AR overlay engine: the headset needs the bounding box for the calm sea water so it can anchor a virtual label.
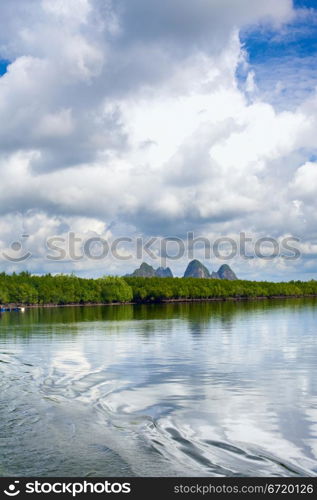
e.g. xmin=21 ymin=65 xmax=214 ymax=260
xmin=1 ymin=299 xmax=317 ymax=477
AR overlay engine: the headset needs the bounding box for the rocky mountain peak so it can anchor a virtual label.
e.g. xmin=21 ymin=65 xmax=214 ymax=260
xmin=183 ymin=260 xmax=210 ymax=278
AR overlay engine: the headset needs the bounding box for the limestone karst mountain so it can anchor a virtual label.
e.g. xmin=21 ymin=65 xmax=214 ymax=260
xmin=155 ymin=266 xmax=173 ymax=278
xmin=183 ymin=260 xmax=238 ymax=280
xmin=217 ymin=264 xmax=238 ymax=281
xmin=127 ymin=262 xmax=174 ymax=278
xmin=127 ymin=260 xmax=238 ymax=280
xmin=183 ymin=259 xmax=210 ymax=278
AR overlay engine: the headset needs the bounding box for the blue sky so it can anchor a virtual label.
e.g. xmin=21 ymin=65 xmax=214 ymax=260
xmin=2 ymin=1 xmax=316 ymax=106
xmin=0 ymin=60 xmax=9 ymax=76
xmin=0 ymin=0 xmax=317 ymax=280
xmin=240 ymin=0 xmax=317 ymax=107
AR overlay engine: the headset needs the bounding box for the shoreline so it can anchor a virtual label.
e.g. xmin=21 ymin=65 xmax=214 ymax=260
xmin=3 ymin=294 xmax=317 ymax=310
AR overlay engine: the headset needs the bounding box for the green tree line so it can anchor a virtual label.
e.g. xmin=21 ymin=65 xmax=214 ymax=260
xmin=1 ymin=272 xmax=317 ymax=306
xmin=0 ymin=273 xmax=133 ymax=305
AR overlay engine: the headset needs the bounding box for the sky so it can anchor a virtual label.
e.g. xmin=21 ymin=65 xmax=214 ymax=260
xmin=0 ymin=0 xmax=317 ymax=280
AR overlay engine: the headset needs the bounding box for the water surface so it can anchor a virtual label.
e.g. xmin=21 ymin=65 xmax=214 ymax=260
xmin=1 ymin=299 xmax=317 ymax=477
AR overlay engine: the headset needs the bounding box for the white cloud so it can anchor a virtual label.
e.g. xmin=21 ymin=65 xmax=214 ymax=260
xmin=35 ymin=109 xmax=74 ymax=138
xmin=290 ymin=162 xmax=317 ymax=200
xmin=0 ymin=0 xmax=317 ymax=279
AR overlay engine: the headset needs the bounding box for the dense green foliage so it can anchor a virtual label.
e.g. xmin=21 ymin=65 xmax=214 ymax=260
xmin=0 ymin=273 xmax=133 ymax=305
xmin=124 ymin=277 xmax=317 ymax=301
xmin=1 ymin=272 xmax=317 ymax=306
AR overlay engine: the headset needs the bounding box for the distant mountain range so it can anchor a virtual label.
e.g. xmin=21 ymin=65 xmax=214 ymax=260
xmin=127 ymin=262 xmax=173 ymax=278
xmin=183 ymin=260 xmax=237 ymax=280
xmin=126 ymin=260 xmax=238 ymax=280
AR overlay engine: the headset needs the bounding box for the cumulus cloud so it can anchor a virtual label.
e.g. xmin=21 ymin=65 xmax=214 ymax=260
xmin=290 ymin=162 xmax=317 ymax=199
xmin=0 ymin=0 xmax=317 ymax=279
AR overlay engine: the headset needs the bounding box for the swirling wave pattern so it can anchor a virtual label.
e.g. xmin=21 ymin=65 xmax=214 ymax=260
xmin=0 ymin=300 xmax=317 ymax=476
